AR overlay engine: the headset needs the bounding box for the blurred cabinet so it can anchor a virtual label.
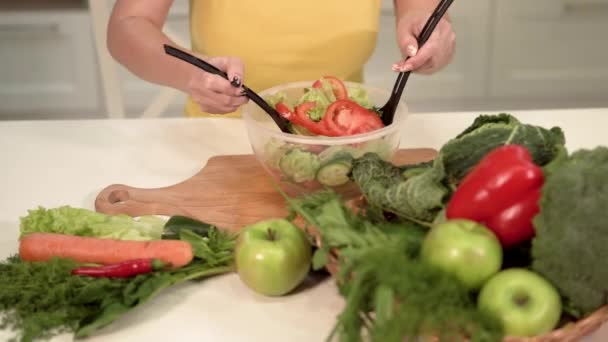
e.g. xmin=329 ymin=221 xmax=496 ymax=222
xmin=490 ymin=0 xmax=608 ymax=99
xmin=0 ymin=10 xmax=99 ymax=114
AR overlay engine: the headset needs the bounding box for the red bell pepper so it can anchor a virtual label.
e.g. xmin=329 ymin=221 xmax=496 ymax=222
xmin=445 ymin=144 xmax=544 ymax=247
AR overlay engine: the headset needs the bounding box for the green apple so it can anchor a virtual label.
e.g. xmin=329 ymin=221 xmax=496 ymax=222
xmin=235 ymin=218 xmax=312 ymax=296
xmin=420 ymin=219 xmax=502 ymax=290
xmin=478 ymin=268 xmax=562 ymax=337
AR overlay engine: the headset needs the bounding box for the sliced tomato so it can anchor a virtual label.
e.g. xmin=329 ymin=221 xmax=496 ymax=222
xmin=294 ymin=101 xmax=316 ymax=120
xmin=275 ymin=102 xmax=314 ymax=135
xmin=292 ymin=102 xmax=334 ymax=136
xmin=321 ymin=99 xmax=384 ymax=137
xmin=275 ymin=102 xmax=295 ymax=120
xmin=312 ymin=76 xmax=348 ymax=100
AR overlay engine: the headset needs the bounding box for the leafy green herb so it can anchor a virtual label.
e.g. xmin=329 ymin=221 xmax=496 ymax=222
xmin=352 ymin=113 xmax=566 ymax=225
xmin=0 ymin=256 xmax=102 ymax=342
xmin=0 ymin=227 xmax=236 ymax=342
xmin=531 ymin=146 xmax=608 ymax=318
xmin=369 ymin=106 xmax=383 ymax=117
xmin=178 ymin=228 xmax=235 ymax=268
xmin=280 ymin=189 xmax=425 ymax=271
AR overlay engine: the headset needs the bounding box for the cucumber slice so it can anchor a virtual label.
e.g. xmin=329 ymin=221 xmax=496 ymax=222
xmin=351 ymin=140 xmax=392 ymax=159
xmin=263 ymin=138 xmax=290 ymax=170
xmin=316 ymin=154 xmax=354 ymax=187
xmin=279 ymin=148 xmax=321 ymax=183
xmin=318 ymin=145 xmax=355 ymax=163
xmin=162 ymin=215 xmax=213 ymax=239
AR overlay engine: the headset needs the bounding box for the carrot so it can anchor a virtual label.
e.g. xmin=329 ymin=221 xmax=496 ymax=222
xmin=19 ymin=233 xmax=194 ymax=269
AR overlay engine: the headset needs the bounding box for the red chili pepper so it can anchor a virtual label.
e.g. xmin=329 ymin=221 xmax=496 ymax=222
xmin=71 ymin=259 xmax=166 ymax=278
xmin=445 ymin=144 xmax=544 ymax=247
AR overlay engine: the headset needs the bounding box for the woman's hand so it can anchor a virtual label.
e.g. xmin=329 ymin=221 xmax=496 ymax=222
xmin=393 ymin=10 xmax=456 ymax=75
xmin=187 ymin=55 xmax=249 ymax=114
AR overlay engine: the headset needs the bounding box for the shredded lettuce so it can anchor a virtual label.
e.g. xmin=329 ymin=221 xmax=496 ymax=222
xmin=19 ymin=206 xmax=166 ymax=241
xmin=306 ymin=105 xmax=326 ymax=122
xmin=348 ymin=86 xmax=373 ymax=109
xmin=318 ymin=78 xmax=338 ymax=102
xmin=295 ymin=87 xmax=334 ymax=122
xmin=264 ymin=91 xmax=290 ymax=109
xmin=293 ymin=79 xmax=340 ymax=121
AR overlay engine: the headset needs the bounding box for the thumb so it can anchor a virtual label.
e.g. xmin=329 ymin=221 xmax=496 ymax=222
xmin=393 ymin=33 xmax=419 ymax=72
xmin=399 ymin=32 xmax=419 ymax=59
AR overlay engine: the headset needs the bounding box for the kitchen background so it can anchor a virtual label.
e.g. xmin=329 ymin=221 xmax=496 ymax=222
xmin=1 ymin=0 xmax=607 ymax=120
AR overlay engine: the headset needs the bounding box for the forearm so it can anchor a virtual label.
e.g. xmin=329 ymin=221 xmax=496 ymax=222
xmin=107 ymin=9 xmax=197 ymax=93
xmin=393 ymin=0 xmax=451 ymax=22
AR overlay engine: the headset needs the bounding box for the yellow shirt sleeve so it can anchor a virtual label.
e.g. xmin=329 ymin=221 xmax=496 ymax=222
xmin=185 ymin=0 xmax=381 ymax=118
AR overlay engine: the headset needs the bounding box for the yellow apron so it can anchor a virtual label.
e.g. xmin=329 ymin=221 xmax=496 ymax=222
xmin=185 ymin=0 xmax=381 ymax=117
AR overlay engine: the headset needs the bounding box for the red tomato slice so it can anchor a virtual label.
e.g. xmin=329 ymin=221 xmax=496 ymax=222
xmin=321 ymin=99 xmax=384 ymax=137
xmin=293 ymin=102 xmax=334 ymax=136
xmin=312 ymin=76 xmax=348 ymax=100
xmin=276 ymin=102 xmax=320 ymax=135
xmin=294 ymin=101 xmax=316 ymax=121
xmin=275 ymin=102 xmax=295 ymax=120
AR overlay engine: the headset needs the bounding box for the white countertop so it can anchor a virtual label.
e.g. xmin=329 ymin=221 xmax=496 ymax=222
xmin=1 ymin=108 xmax=607 ymax=342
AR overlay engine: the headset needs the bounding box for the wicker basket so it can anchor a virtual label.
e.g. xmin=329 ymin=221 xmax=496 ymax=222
xmin=306 ymin=197 xmax=608 ymax=342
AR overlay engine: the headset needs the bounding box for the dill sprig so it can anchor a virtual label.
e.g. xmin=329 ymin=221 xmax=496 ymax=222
xmin=330 ymin=243 xmax=503 ymax=342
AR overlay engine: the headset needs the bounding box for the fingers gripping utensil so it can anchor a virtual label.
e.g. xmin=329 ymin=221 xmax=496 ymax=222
xmin=163 ymin=45 xmax=291 ymax=133
xmin=380 ymin=0 xmax=455 ymax=126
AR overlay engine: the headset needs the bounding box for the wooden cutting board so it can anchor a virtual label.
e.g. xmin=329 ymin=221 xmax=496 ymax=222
xmin=95 ymin=148 xmax=437 ymax=232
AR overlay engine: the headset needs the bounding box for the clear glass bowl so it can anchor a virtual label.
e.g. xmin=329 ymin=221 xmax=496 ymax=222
xmin=242 ymin=80 xmax=409 ymax=197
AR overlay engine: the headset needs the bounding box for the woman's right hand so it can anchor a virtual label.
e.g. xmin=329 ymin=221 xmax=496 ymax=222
xmin=187 ymin=55 xmax=249 ymax=114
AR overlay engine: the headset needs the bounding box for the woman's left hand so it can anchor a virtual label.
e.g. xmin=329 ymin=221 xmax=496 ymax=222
xmin=393 ymin=10 xmax=456 ymax=74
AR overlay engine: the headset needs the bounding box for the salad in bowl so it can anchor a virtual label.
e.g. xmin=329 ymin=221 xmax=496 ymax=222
xmin=241 ymin=76 xmax=408 ymax=196
xmin=266 ymin=76 xmax=386 ymax=137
